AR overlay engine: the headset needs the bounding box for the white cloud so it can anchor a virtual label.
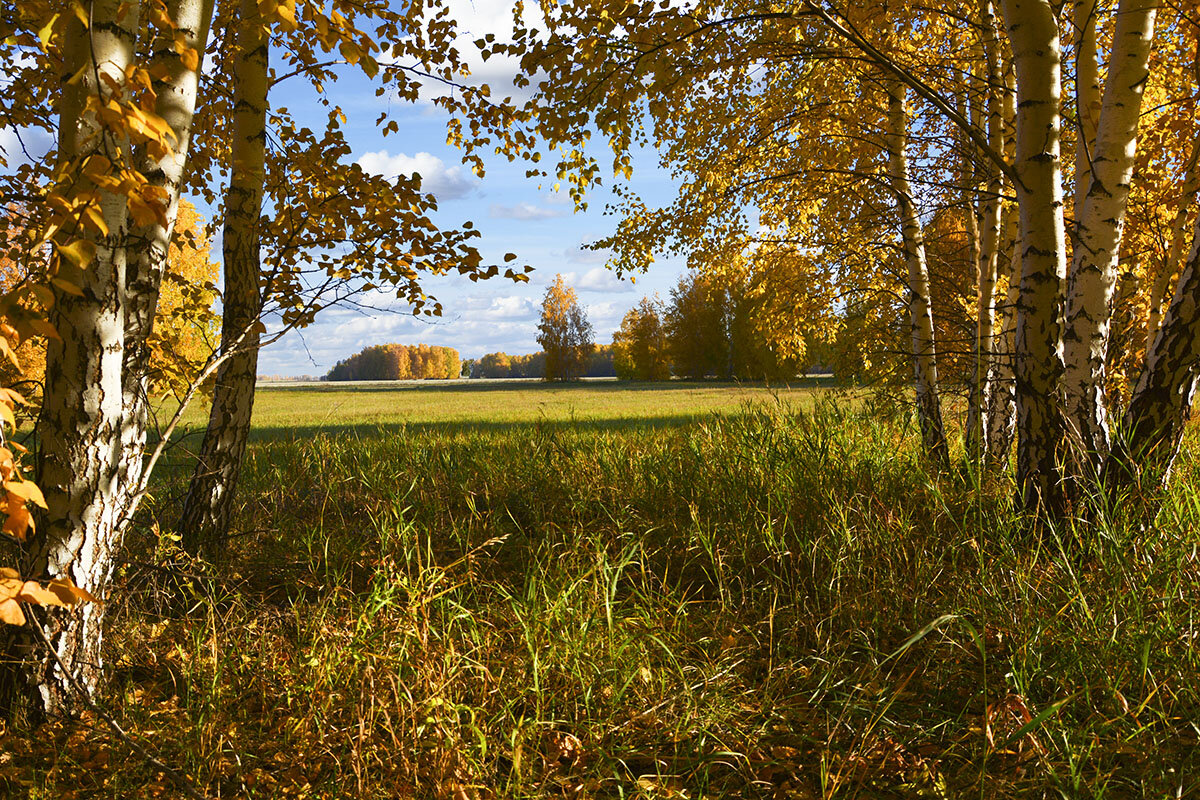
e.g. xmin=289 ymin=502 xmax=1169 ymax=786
xmin=461 ymin=294 xmax=538 ymax=321
xmin=565 ymin=242 xmax=610 ymax=265
xmin=583 ymin=300 xmax=627 ymax=333
xmin=489 ymin=201 xmax=564 ymax=220
xmin=395 ymin=0 xmax=545 ymax=104
xmin=575 ymin=267 xmax=633 ymax=293
xmin=357 ymin=149 xmax=476 ymax=200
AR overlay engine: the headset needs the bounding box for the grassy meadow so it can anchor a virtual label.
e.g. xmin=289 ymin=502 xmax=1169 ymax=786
xmin=176 ymin=378 xmax=837 ymax=437
xmin=6 ymin=381 xmax=1200 ymax=798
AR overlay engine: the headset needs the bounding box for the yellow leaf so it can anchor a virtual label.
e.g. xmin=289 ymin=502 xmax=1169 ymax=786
xmin=56 ymin=239 xmax=96 ymax=269
xmin=0 ymin=599 xmax=25 ymax=626
xmin=177 ymin=45 xmax=199 ymax=72
xmin=0 ymin=568 xmax=21 ymax=602
xmin=0 ymin=338 xmax=17 ymax=370
xmin=48 ymin=578 xmax=99 ymax=606
xmin=275 ymin=1 xmax=297 ymax=30
xmin=28 ymin=318 xmax=60 ymax=341
xmin=37 ymin=14 xmax=60 ymax=49
xmin=18 ymin=581 xmax=69 ymax=607
xmin=81 ymin=204 xmax=110 ymax=236
xmin=6 ymin=480 xmax=47 ymax=509
xmin=51 ymin=277 xmax=85 ymax=297
xmin=0 ymin=389 xmax=27 ymax=407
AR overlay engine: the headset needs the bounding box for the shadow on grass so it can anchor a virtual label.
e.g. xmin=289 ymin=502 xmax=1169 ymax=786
xmin=195 ymin=413 xmax=728 ymax=444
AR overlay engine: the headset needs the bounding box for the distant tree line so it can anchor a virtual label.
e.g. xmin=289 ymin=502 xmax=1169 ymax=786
xmin=466 ymin=272 xmax=613 ymax=381
xmin=470 ymin=346 xmax=615 ymax=379
xmin=326 ymin=344 xmax=462 ymax=381
xmin=613 ymin=272 xmax=802 ymax=381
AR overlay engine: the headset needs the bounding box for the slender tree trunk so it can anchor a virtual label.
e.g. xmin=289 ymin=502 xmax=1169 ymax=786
xmin=885 ymin=85 xmax=949 ymax=466
xmin=179 ymin=0 xmax=268 ymax=557
xmin=4 ymin=0 xmax=140 ymax=718
xmin=1001 ymin=0 xmax=1069 ymax=515
xmin=968 ymin=0 xmax=1007 ymax=458
xmin=1107 ymin=211 xmax=1200 ymax=492
xmin=120 ymin=0 xmax=215 ymax=527
xmin=1060 ymin=0 xmax=1156 ymax=476
xmin=986 ymin=205 xmax=1021 ymax=466
xmin=985 ymin=46 xmax=1020 ymax=466
xmin=1073 ymin=0 xmax=1100 ymax=228
xmin=961 ymin=91 xmax=984 ymax=454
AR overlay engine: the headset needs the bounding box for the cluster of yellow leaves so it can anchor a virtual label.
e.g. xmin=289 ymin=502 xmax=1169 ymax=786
xmin=147 ymin=199 xmax=219 ymax=396
xmin=0 ymin=568 xmax=96 ymax=626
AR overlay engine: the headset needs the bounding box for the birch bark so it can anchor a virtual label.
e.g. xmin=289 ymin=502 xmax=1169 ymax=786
xmin=1000 ymin=0 xmax=1069 ymax=514
xmin=18 ymin=0 xmax=139 ymax=715
xmin=985 ymin=49 xmax=1020 ymax=465
xmin=179 ymin=0 xmax=268 ymax=556
xmin=986 ymin=206 xmax=1021 ymax=466
xmin=1073 ymin=0 xmax=1100 ymax=227
xmin=119 ymin=0 xmax=215 ymax=528
xmin=1061 ymin=0 xmax=1156 ymax=474
xmin=885 ymin=85 xmax=949 ymax=466
xmin=967 ymin=0 xmax=1007 ymax=458
xmin=1109 ymin=214 xmax=1200 ymax=491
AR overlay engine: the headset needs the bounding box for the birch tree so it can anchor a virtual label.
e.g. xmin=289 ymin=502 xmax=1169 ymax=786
xmin=885 ymin=85 xmax=950 ymax=465
xmin=966 ymin=0 xmax=1008 ymax=458
xmin=178 ymin=0 xmax=268 ymax=557
xmin=21 ymin=0 xmax=212 ymax=714
xmin=1060 ymin=0 xmax=1157 ymax=473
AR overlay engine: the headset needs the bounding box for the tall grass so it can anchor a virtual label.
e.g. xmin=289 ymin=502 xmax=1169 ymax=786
xmin=7 ymin=397 xmax=1198 ymax=798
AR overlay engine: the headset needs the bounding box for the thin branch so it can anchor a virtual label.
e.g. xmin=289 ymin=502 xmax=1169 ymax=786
xmin=801 ymin=0 xmax=1023 ymax=190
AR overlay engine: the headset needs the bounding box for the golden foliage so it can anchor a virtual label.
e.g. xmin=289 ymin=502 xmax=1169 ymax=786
xmin=146 ymin=198 xmax=220 ymax=397
xmin=327 ymin=343 xmax=462 ymax=381
xmin=537 ymin=275 xmax=595 ymax=381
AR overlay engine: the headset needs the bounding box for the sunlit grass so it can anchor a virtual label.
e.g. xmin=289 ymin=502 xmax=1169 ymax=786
xmin=7 ymin=384 xmax=1198 ymax=798
xmin=191 ymin=378 xmax=839 ymax=438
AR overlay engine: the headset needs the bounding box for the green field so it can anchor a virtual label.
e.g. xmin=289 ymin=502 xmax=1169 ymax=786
xmin=11 ymin=382 xmax=1199 ymax=798
xmin=180 ymin=379 xmax=838 ymax=439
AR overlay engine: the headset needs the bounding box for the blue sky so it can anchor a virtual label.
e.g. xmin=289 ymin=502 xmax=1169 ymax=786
xmin=256 ymin=0 xmax=691 ymax=376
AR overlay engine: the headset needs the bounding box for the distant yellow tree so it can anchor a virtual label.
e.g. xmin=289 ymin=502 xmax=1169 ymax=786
xmin=537 ymin=274 xmax=595 ymax=381
xmin=612 ymin=296 xmax=670 ymax=380
xmin=665 ymin=273 xmax=730 ymax=380
xmin=477 ymin=352 xmax=514 ymax=378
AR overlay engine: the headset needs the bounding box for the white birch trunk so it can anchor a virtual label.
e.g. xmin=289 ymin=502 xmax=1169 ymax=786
xmin=1061 ymin=0 xmax=1156 ymax=474
xmin=985 ymin=47 xmax=1020 ymax=465
xmin=1000 ymin=0 xmax=1069 ymax=514
xmin=119 ymin=0 xmax=215 ymax=528
xmin=986 ymin=204 xmax=1021 ymax=466
xmin=179 ymin=0 xmax=268 ymax=555
xmin=1073 ymin=0 xmax=1100 ymax=227
xmin=1109 ymin=211 xmax=1200 ymax=492
xmin=968 ymin=0 xmax=1007 ymax=458
xmin=885 ymin=85 xmax=949 ymax=466
xmin=19 ymin=0 xmax=139 ymax=716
